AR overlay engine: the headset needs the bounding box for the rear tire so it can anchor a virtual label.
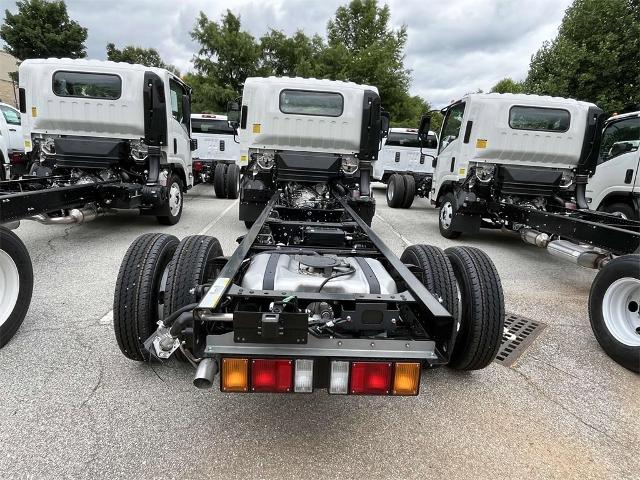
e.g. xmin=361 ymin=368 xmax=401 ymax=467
xmin=445 ymin=246 xmax=504 ymax=370
xmin=400 ymin=244 xmax=459 ymax=322
xmin=113 ymin=233 xmax=179 ymax=361
xmin=0 ymin=228 xmax=33 ymax=348
xmin=156 ymin=174 xmax=183 ymax=225
xmin=600 ymin=202 xmax=637 ymax=221
xmin=401 ymin=175 xmax=416 ymax=209
xmin=225 ymin=164 xmax=240 ymax=199
xmin=439 ymin=192 xmax=462 ymax=239
xmin=588 ymin=255 xmax=640 ymax=373
xmin=386 ymin=174 xmax=405 ymax=208
xmin=214 ymin=163 xmax=228 ymax=198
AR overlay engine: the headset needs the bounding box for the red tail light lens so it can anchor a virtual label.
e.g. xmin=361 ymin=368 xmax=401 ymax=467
xmin=10 ymin=152 xmax=24 ymax=164
xmin=350 ymin=362 xmax=392 ymax=395
xmin=193 ymin=161 xmax=203 ymax=172
xmin=251 ymin=359 xmax=293 ymax=392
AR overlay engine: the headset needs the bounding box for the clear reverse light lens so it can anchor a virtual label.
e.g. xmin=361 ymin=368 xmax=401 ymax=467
xmin=329 ymin=361 xmax=349 ymax=394
xmin=294 ymin=359 xmax=314 ymax=393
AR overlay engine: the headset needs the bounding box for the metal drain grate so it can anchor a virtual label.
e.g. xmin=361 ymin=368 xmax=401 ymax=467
xmin=495 ymin=313 xmax=547 ymax=366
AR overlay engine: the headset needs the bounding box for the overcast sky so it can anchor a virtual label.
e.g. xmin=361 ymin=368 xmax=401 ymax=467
xmin=1 ymin=0 xmax=573 ymax=107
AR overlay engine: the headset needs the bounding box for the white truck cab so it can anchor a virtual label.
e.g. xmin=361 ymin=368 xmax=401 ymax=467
xmin=586 ymin=111 xmax=640 ymax=219
xmin=190 ymin=113 xmax=241 ymax=198
xmin=229 ymin=76 xmax=387 ymax=227
xmin=19 ymin=58 xmax=196 ymax=224
xmin=422 ymin=93 xmax=602 ymax=237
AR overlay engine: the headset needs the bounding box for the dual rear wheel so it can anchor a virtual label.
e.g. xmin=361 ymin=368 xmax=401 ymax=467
xmin=402 ymin=243 xmax=505 ymax=370
xmin=386 ymin=174 xmax=415 ymax=209
xmin=213 ymin=163 xmax=240 ymax=199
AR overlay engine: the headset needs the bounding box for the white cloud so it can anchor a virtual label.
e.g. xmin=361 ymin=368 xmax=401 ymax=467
xmin=0 ymin=0 xmax=571 ymax=107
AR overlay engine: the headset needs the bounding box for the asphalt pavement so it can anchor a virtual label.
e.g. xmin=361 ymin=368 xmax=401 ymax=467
xmin=0 ymin=184 xmax=638 ymax=479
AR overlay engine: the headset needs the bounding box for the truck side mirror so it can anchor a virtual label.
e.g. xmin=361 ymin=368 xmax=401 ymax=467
xmin=190 ymin=139 xmax=198 ymax=151
xmin=227 ymin=101 xmax=241 ymax=127
xmin=418 ymin=115 xmax=431 ymax=144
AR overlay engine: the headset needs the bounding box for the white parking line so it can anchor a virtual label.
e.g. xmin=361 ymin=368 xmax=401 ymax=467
xmin=374 ymin=212 xmax=411 ymax=247
xmin=197 ymin=200 xmax=238 ymax=235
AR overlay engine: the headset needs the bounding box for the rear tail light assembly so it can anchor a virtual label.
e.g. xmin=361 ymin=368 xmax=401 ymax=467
xmin=220 ymin=357 xmax=421 ymax=395
xmin=10 ymin=152 xmax=24 ymax=164
xmin=193 ymin=160 xmax=204 ymax=172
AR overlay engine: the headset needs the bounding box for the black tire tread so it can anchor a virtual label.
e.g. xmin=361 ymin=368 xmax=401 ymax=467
xmin=400 ymin=244 xmax=459 ymax=321
xmin=445 ymin=246 xmax=504 ymax=370
xmin=402 ymin=175 xmax=416 ymax=209
xmin=386 ymin=174 xmax=406 ymax=208
xmin=225 ymin=164 xmax=240 ymax=199
xmin=214 ymin=163 xmax=227 ymax=198
xmin=113 ymin=233 xmax=178 ymax=361
xmin=439 ymin=192 xmax=462 ymax=239
xmin=0 ymin=228 xmax=33 ymax=348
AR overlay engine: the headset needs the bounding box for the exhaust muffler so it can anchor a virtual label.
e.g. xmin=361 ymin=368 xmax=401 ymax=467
xmin=547 ymin=240 xmax=609 ymax=269
xmin=520 ymin=228 xmax=549 ymax=247
xmin=193 ymin=358 xmax=218 ymax=389
xmin=29 ymin=205 xmax=103 ymax=225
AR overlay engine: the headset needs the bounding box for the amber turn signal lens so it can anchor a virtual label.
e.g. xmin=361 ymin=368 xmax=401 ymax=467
xmin=393 ymin=362 xmax=421 ymax=395
xmin=221 ymin=358 xmax=249 ymax=392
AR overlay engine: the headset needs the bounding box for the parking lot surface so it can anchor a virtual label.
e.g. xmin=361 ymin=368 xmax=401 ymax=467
xmin=1 ymin=184 xmax=638 ymax=479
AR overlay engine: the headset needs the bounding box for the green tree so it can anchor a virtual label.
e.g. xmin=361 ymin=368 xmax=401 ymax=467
xmin=1 ymin=0 xmax=87 ymax=60
xmin=190 ymin=10 xmax=263 ymax=111
xmin=526 ymin=0 xmax=640 ymax=113
xmin=260 ymin=30 xmax=325 ymax=77
xmin=490 ymin=77 xmax=525 ymax=94
xmin=325 ymin=0 xmax=412 ymax=123
xmin=106 ymin=43 xmax=179 ymax=75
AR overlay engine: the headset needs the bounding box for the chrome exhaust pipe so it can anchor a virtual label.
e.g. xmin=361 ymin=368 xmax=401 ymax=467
xmin=29 ymin=205 xmax=102 ymax=225
xmin=547 ymin=240 xmax=609 ymax=269
xmin=193 ymin=358 xmax=218 ymax=389
xmin=520 ymin=228 xmax=549 ymax=248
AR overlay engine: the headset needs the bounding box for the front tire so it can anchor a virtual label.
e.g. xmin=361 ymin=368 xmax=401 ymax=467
xmin=386 ymin=174 xmax=405 ymax=208
xmin=214 ymin=163 xmax=228 ymax=198
xmin=0 ymin=228 xmax=33 ymax=348
xmin=156 ymin=174 xmax=183 ymax=225
xmin=600 ymin=202 xmax=637 ymax=221
xmin=589 ymin=255 xmax=640 ymax=373
xmin=445 ymin=246 xmax=504 ymax=370
xmin=113 ymin=233 xmax=179 ymax=361
xmin=439 ymin=192 xmax=462 ymax=239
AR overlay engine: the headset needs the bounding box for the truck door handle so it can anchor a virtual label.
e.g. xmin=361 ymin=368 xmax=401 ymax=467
xmin=450 ymin=157 xmax=456 ymax=172
xmin=9 ymin=128 xmax=16 ymax=131
xmin=173 ymin=138 xmax=177 ymax=154
xmin=625 ymin=169 xmax=633 ymax=184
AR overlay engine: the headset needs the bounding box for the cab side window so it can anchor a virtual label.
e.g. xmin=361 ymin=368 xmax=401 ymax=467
xmin=169 ymin=80 xmax=188 ymax=130
xmin=439 ymin=102 xmax=466 ymax=153
xmin=0 ymin=105 xmax=21 ymax=125
xmin=599 ymin=117 xmax=640 ymax=164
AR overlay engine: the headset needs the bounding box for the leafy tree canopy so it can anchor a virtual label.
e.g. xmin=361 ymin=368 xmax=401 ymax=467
xmin=1 ymin=0 xmax=87 ymax=60
xmin=106 ymin=43 xmax=179 ymax=75
xmin=490 ymin=77 xmax=525 ymax=94
xmin=525 ymin=0 xmax=640 ymax=113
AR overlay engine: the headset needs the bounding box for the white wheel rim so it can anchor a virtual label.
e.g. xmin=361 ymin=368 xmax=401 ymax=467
xmin=169 ymin=182 xmax=182 ymax=217
xmin=387 ymin=181 xmax=394 ymax=200
xmin=602 ymin=277 xmax=640 ymax=346
xmin=0 ymin=250 xmax=20 ymax=326
xmin=441 ymin=202 xmax=453 ymax=229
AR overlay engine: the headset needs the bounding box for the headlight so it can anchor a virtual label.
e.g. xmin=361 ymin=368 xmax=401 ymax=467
xmin=475 ymin=163 xmax=495 ymax=182
xmin=253 ymin=152 xmax=275 ymax=170
xmin=341 ymin=156 xmax=359 ymax=174
xmin=130 ymin=140 xmax=148 ymax=161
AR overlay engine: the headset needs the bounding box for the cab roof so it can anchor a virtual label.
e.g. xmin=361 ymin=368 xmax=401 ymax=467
xmin=244 ymin=76 xmax=378 ymax=93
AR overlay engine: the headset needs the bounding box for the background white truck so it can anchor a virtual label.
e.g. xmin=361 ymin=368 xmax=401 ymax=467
xmin=229 ymin=76 xmax=385 ymax=228
xmin=373 ymin=127 xmax=438 ymax=209
xmin=419 ymin=92 xmax=640 ymax=373
xmin=586 ymin=111 xmax=639 ymax=219
xmin=190 ymin=113 xmax=241 ymax=199
xmin=18 ymin=58 xmax=196 ymax=224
